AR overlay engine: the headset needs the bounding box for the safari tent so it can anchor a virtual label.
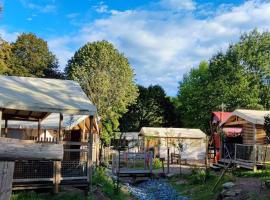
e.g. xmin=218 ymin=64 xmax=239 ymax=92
xmin=0 ymin=75 xmax=97 ymax=191
xmin=139 ymin=127 xmax=207 ymax=164
xmin=220 ymin=109 xmax=270 ymax=170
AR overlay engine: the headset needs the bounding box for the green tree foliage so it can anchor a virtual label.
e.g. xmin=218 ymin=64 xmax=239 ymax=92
xmin=65 ymin=41 xmax=138 ymax=145
xmin=119 ymin=85 xmax=180 ymax=132
xmin=2 ymin=33 xmax=63 ymax=78
xmin=0 ymin=38 xmax=12 ymax=74
xmin=178 ymin=30 xmax=270 ymax=132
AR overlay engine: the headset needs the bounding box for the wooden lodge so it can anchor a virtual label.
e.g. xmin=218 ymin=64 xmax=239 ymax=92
xmin=220 ymin=109 xmax=270 ymax=171
xmin=0 ymin=75 xmax=97 ymax=192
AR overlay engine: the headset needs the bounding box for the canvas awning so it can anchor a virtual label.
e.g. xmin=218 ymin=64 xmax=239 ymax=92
xmin=139 ymin=127 xmax=206 ymax=139
xmin=0 ymin=76 xmax=97 ymax=121
xmin=222 ymin=127 xmax=242 ymax=137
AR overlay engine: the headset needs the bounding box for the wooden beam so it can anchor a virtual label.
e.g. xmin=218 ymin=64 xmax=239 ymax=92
xmin=2 ymin=114 xmax=39 ymax=121
xmin=58 ymin=113 xmax=63 ymax=141
xmin=0 ymin=137 xmax=63 ymax=161
xmin=40 ymin=112 xmax=50 ymax=121
xmin=88 ymin=116 xmax=94 ymax=195
xmin=38 ymin=118 xmax=41 ymax=140
xmin=223 ymin=120 xmax=247 ymax=126
xmin=4 ymin=119 xmax=8 ymax=137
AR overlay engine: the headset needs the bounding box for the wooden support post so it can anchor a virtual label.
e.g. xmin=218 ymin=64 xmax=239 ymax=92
xmin=149 ymin=152 xmax=153 ymax=174
xmin=167 ymin=147 xmax=170 ymax=174
xmin=44 ymin=130 xmax=47 ymax=141
xmin=253 ymin=124 xmax=257 ymax=172
xmin=58 ymin=113 xmax=63 ymax=141
xmin=0 ymin=109 xmax=2 ymax=137
xmin=38 ymin=118 xmax=41 ymax=141
xmin=54 ymin=113 xmax=63 ymax=193
xmin=88 ymin=116 xmax=94 ymax=196
xmin=4 ymin=120 xmax=8 ymax=137
xmin=253 ymin=144 xmax=257 ymax=172
xmin=205 ymin=136 xmax=209 ymax=169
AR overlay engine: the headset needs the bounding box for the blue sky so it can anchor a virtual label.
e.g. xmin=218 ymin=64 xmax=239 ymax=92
xmin=1 ymin=0 xmax=270 ymax=96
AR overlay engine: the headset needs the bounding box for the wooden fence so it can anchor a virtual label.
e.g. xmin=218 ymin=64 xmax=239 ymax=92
xmin=13 ymin=141 xmax=88 ymax=186
xmin=112 ymin=152 xmax=153 ymax=175
xmin=223 ymin=144 xmax=270 ymax=164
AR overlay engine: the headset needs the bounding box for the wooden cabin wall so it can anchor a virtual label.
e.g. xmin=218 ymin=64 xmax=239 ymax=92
xmin=242 ymin=123 xmax=266 ymax=144
xmin=242 ymin=122 xmax=255 ymax=144
xmin=255 ymin=125 xmax=266 ymax=144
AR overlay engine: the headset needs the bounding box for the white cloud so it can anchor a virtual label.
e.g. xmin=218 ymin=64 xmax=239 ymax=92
xmin=0 ymin=28 xmax=19 ymax=42
xmin=3 ymin=0 xmax=270 ymax=95
xmin=66 ymin=0 xmax=270 ymax=95
xmin=160 ymin=0 xmax=196 ymax=11
xmin=19 ymin=0 xmax=57 ymax=13
xmin=93 ymin=1 xmax=109 ymax=14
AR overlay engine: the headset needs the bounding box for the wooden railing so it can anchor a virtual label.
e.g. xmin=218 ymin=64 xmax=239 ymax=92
xmin=112 ymin=152 xmax=153 ymax=174
xmin=223 ymin=144 xmax=270 ymax=164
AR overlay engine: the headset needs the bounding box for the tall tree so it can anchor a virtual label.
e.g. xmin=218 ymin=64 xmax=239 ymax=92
xmin=10 ymin=33 xmax=63 ymax=78
xmin=65 ymin=41 xmax=138 ymax=145
xmin=177 ymin=30 xmax=270 ymax=132
xmin=119 ymin=85 xmax=180 ymax=132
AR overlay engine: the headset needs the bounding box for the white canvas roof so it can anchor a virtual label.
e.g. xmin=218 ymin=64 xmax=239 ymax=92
xmin=116 ymin=132 xmax=139 ymax=140
xmin=220 ymin=109 xmax=270 ymax=126
xmin=139 ymin=127 xmax=206 ymax=139
xmin=0 ymin=76 xmax=96 ymax=115
xmin=2 ymin=113 xmax=88 ymax=130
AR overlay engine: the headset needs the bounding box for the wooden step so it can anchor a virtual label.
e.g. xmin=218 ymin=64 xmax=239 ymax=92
xmin=214 ymin=163 xmax=226 ymax=168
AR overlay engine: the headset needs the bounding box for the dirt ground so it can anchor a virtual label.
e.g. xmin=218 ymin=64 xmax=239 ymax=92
xmin=233 ymin=177 xmax=270 ymax=200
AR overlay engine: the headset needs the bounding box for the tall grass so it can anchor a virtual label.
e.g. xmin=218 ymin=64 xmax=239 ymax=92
xmin=12 ymin=191 xmax=88 ymax=200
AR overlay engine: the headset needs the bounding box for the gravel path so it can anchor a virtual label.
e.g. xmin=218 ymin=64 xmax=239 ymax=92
xmin=126 ymin=179 xmax=188 ymax=200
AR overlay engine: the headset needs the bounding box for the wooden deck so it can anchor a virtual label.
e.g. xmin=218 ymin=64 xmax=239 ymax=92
xmin=117 ymin=169 xmax=152 ymax=177
xmin=219 ymin=158 xmax=254 ymax=169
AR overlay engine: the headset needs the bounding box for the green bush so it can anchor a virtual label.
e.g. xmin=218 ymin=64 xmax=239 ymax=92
xmin=92 ymin=167 xmax=130 ymax=200
xmin=153 ymin=158 xmax=162 ymax=169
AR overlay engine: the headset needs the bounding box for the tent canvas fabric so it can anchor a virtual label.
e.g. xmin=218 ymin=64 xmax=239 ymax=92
xmin=2 ymin=113 xmax=88 ymax=130
xmin=220 ymin=109 xmax=270 ymax=126
xmin=0 ymin=76 xmax=96 ymax=115
xmin=139 ymin=127 xmax=206 ymax=139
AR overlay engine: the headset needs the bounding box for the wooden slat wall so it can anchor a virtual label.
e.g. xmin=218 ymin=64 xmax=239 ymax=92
xmin=255 ymin=125 xmax=266 ymax=144
xmin=242 ymin=122 xmax=255 ymax=144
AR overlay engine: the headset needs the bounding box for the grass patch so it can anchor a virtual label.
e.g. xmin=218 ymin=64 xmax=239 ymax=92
xmin=12 ymin=167 xmax=132 ymax=200
xmin=170 ymin=170 xmax=235 ymax=200
xmin=233 ymin=168 xmax=270 ymax=180
xmin=92 ymin=167 xmax=131 ymax=200
xmin=12 ymin=191 xmax=89 ymax=200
